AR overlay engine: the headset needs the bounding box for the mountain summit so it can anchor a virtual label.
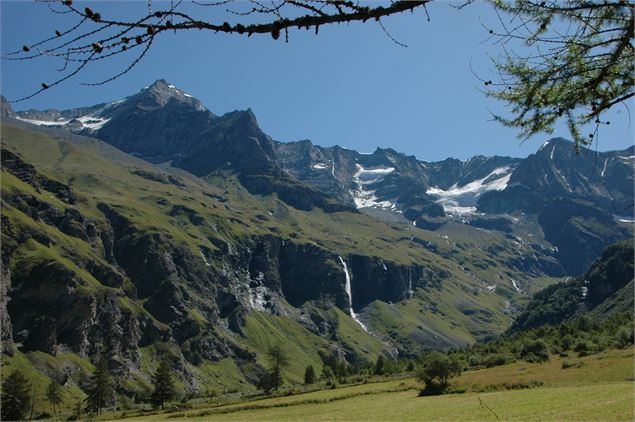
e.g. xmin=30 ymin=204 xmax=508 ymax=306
xmin=126 ymin=79 xmax=207 ymax=112
xmin=1 ymin=79 xmax=633 ymax=405
xmin=10 ymin=80 xmax=634 ymax=272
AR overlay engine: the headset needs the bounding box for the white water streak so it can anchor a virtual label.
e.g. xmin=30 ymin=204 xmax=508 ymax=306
xmin=601 ymin=158 xmax=608 ymax=177
xmin=510 ymin=278 xmax=520 ymax=293
xmin=338 ymin=256 xmax=368 ymax=332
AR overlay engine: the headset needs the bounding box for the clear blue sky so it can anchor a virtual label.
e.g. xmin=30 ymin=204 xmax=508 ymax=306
xmin=1 ymin=1 xmax=633 ymax=161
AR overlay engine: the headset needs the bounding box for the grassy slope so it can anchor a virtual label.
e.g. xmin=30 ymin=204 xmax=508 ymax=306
xmin=455 ymin=348 xmax=634 ymax=389
xmin=1 ymin=350 xmax=92 ymax=415
xmin=178 ymin=384 xmax=633 ymax=421
xmin=240 ymin=312 xmax=332 ymax=384
xmin=1 ymin=122 xmax=562 ymax=401
xmin=122 ymin=348 xmax=634 ymax=421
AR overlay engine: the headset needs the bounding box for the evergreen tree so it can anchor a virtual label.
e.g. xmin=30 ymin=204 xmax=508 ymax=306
xmin=73 ymin=398 xmax=84 ymax=420
xmin=265 ymin=344 xmax=290 ymax=391
xmin=485 ymin=1 xmax=633 ymax=145
xmin=85 ymin=355 xmax=115 ymax=415
xmin=150 ymin=358 xmax=176 ymax=410
xmin=321 ymin=366 xmax=334 ymax=382
xmin=1 ymin=370 xmax=31 ymax=421
xmin=46 ymin=380 xmax=63 ymax=417
xmin=374 ymin=355 xmax=386 ymax=375
xmin=303 ymin=365 xmax=316 ymax=385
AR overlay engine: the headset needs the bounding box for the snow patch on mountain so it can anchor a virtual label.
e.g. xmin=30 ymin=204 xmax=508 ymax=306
xmin=77 ymin=115 xmax=111 ymax=130
xmin=426 ymin=167 xmax=512 ymax=216
xmin=351 ymin=164 xmax=398 ymax=209
xmin=354 ymin=165 xmax=395 ymax=184
xmin=17 ymin=114 xmax=110 ymax=131
xmin=16 ymin=117 xmax=70 ymax=126
xmin=351 ymin=190 xmax=398 ymax=210
xmin=615 ymin=215 xmax=635 ymax=223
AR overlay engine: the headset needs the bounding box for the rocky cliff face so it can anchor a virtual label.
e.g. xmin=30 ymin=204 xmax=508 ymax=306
xmin=538 ymin=198 xmax=629 ymax=274
xmin=0 ymin=256 xmax=14 ymax=356
xmin=4 ymin=80 xmax=633 ymax=394
xmin=13 ymin=81 xmax=633 ymax=227
xmin=0 ymin=140 xmax=446 ymax=390
xmin=479 ymin=138 xmax=634 ymax=216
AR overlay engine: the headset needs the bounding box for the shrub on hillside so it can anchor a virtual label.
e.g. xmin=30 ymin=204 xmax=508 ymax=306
xmin=560 ymin=335 xmax=574 ymax=351
xmin=614 ymin=327 xmax=634 ymax=349
xmin=416 ymin=352 xmax=462 ymax=396
xmin=482 ymin=353 xmax=513 ymax=368
xmin=519 ymin=340 xmax=549 ymax=363
xmin=573 ymin=340 xmax=590 ymax=357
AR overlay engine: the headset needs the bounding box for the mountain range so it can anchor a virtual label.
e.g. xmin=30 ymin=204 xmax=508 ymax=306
xmin=7 ymin=79 xmax=633 ymax=274
xmin=0 ymin=79 xmax=632 ymax=397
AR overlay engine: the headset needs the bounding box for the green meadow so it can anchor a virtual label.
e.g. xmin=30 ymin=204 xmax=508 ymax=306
xmin=105 ymin=348 xmax=633 ymax=422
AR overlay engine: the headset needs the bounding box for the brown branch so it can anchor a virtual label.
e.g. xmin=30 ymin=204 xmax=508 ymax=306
xmin=588 ymin=92 xmax=635 ymax=118
xmin=83 ymin=1 xmax=429 ymax=37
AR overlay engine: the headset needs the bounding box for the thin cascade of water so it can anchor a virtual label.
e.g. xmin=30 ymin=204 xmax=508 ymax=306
xmin=338 ymin=256 xmax=368 ymax=332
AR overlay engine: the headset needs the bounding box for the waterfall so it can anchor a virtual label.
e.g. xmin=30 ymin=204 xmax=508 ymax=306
xmin=408 ymin=267 xmax=413 ymax=299
xmin=338 ymin=256 xmax=368 ymax=332
xmin=510 ymin=277 xmax=521 ymax=293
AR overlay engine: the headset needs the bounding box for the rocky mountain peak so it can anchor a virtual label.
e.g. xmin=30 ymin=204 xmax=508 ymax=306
xmin=222 ymin=108 xmax=259 ymax=127
xmin=536 ymin=137 xmax=577 ymax=159
xmin=129 ymin=79 xmax=206 ymax=112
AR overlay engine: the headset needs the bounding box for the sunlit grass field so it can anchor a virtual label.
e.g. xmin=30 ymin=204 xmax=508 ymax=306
xmin=113 ymin=348 xmax=633 ymax=421
xmin=142 ymin=383 xmax=632 ymax=421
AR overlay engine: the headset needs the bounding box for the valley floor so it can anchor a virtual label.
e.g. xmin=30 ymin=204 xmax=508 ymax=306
xmin=131 ymin=383 xmax=632 ymax=421
xmin=113 ymin=348 xmax=634 ymax=422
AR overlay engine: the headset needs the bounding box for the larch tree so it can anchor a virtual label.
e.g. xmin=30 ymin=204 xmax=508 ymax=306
xmin=304 ymin=364 xmax=316 ymax=384
xmin=266 ymin=344 xmax=290 ymax=391
xmin=481 ymin=0 xmax=633 ymax=147
xmin=84 ymin=354 xmax=115 ymax=416
xmin=1 ymin=370 xmax=31 ymax=421
xmin=151 ymin=357 xmax=176 ymax=410
xmin=46 ymin=380 xmax=64 ymax=417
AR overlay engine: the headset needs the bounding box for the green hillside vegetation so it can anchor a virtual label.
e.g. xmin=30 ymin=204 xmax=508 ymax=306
xmin=136 ymin=383 xmax=635 ymax=421
xmin=0 ymin=121 xmax=561 ymax=351
xmin=509 ymin=240 xmax=633 ymax=333
xmin=103 ymin=348 xmax=634 ymax=421
xmin=453 ymin=312 xmax=633 ymax=370
xmin=2 ymin=297 xmax=630 ymax=419
xmin=1 ymin=121 xmax=631 ymax=420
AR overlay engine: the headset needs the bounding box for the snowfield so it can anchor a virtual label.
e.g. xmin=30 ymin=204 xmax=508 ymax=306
xmin=351 ymin=164 xmax=398 ymax=210
xmin=426 ymin=167 xmax=512 ymax=216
